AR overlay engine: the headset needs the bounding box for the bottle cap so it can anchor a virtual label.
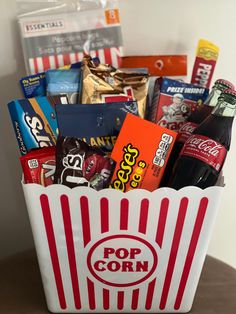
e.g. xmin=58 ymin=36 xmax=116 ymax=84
xmin=215 ymin=79 xmax=234 ymax=90
xmin=222 ymin=89 xmax=236 ymax=98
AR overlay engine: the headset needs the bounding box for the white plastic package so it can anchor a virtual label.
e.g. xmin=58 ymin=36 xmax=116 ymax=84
xmin=17 ymin=0 xmax=123 ymax=74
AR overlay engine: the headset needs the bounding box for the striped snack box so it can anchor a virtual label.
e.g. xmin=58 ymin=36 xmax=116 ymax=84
xmin=22 ymin=183 xmax=223 ymax=312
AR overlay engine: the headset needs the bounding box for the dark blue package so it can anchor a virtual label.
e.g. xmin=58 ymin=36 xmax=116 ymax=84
xmin=46 ymin=69 xmax=82 ymax=104
xmin=20 ymin=72 xmax=47 ymax=98
xmin=55 ymin=101 xmax=139 ymax=152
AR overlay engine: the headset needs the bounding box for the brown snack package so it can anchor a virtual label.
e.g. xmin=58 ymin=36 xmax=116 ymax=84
xmin=82 ymin=56 xmax=149 ymax=118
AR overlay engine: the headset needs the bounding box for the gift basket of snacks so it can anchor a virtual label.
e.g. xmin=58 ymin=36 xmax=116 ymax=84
xmin=8 ymin=1 xmax=236 ymax=312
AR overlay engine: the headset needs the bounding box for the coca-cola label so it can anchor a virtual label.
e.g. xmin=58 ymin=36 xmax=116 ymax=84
xmin=177 ymin=122 xmax=198 ymax=143
xmin=180 ymin=134 xmax=227 ymax=171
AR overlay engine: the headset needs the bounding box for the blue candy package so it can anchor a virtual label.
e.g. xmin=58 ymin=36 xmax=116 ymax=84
xmin=46 ymin=69 xmax=82 ymax=104
xmin=55 ymin=101 xmax=139 ymax=152
xmin=8 ymin=95 xmax=67 ymax=155
xmin=20 ymin=72 xmax=47 ymax=98
xmin=19 ymin=58 xmax=100 ymax=99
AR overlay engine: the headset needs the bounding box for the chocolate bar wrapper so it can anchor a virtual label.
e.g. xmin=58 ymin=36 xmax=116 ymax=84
xmin=54 ymin=136 xmax=115 ymax=190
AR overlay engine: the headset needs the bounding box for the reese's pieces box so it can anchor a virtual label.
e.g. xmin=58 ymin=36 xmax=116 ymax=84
xmin=110 ymin=114 xmax=177 ymax=192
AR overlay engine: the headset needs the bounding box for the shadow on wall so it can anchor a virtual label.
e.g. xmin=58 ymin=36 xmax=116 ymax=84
xmin=0 ymin=15 xmax=34 ymax=259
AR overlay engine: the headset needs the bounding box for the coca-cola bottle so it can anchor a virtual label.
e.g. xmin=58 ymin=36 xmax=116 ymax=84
xmin=160 ymin=79 xmax=234 ymax=186
xmin=169 ymin=89 xmax=236 ymax=189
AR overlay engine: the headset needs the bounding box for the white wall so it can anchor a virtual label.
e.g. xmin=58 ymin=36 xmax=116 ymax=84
xmin=0 ymin=0 xmax=236 ymax=268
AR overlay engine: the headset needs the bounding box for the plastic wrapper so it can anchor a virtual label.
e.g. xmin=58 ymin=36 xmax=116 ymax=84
xmin=82 ymin=57 xmax=149 ymax=118
xmin=55 ymin=101 xmax=139 ymax=152
xmin=54 ymin=136 xmax=115 ymax=190
xmin=17 ymin=0 xmax=123 ymax=74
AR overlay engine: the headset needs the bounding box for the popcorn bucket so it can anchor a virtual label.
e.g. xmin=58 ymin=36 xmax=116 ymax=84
xmin=22 ymin=183 xmax=223 ymax=313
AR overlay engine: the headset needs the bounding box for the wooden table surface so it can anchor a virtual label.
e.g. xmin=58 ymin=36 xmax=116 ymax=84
xmin=0 ymin=250 xmax=236 ymax=313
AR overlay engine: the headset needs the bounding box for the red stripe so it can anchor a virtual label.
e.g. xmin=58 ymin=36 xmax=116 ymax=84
xmin=54 ymin=55 xmax=59 ymax=68
xmin=120 ymin=199 xmax=129 ymax=230
xmin=63 ymin=54 xmax=71 ymax=66
xmin=80 ymin=196 xmax=91 ymax=247
xmin=104 ymin=48 xmax=112 ymax=65
xmin=117 ymin=291 xmax=124 ymax=310
xmin=156 ymin=198 xmax=169 ymax=247
xmin=33 ymin=58 xmax=39 ymax=74
xmin=131 ymin=289 xmax=139 ymax=310
xmin=40 ymin=194 xmax=66 ymax=309
xmin=174 ymin=197 xmax=209 ymax=310
xmin=60 ymin=195 xmax=81 ymax=309
xmin=75 ymin=53 xmax=79 ymax=63
xmin=43 ymin=56 xmax=50 ymax=71
xmin=145 ymin=278 xmax=156 ymax=310
xmin=138 ymin=199 xmax=149 ymax=234
xmin=159 ymin=197 xmax=188 ymax=310
xmin=87 ymin=278 xmax=96 ymax=309
xmin=100 ymin=198 xmax=109 ymax=233
xmin=103 ymin=288 xmax=110 ymax=310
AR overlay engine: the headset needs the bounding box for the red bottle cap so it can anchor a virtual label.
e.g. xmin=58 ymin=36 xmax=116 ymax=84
xmin=215 ymin=79 xmax=234 ymax=90
xmin=222 ymin=89 xmax=236 ymax=97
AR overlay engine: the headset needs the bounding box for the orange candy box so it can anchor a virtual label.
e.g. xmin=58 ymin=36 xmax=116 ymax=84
xmin=110 ymin=114 xmax=177 ymax=192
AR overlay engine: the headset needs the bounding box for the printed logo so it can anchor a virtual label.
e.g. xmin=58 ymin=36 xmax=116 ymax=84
xmin=24 ymin=114 xmax=54 ymax=148
xmin=111 ymin=143 xmax=146 ymax=192
xmin=181 ymin=134 xmax=227 ymax=171
xmin=87 ymin=235 xmax=158 ymax=287
xmin=61 ymin=153 xmax=89 ymax=186
xmin=41 ymin=160 xmax=56 ymax=186
xmin=177 ymin=122 xmax=198 ymax=143
xmin=24 ymin=19 xmax=65 ymax=34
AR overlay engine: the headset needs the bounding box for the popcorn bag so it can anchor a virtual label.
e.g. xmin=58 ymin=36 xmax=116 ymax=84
xmin=22 ymin=183 xmax=223 ymax=313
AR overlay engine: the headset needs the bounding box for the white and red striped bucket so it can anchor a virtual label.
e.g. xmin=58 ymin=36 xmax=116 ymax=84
xmin=22 ymin=183 xmax=223 ymax=313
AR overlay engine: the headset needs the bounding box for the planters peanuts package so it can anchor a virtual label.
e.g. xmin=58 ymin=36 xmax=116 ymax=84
xmin=8 ymin=95 xmax=67 ymax=155
xmin=46 ymin=69 xmax=83 ymax=104
xmin=149 ymin=77 xmax=209 ymax=131
xmin=55 ymin=101 xmax=138 ymax=152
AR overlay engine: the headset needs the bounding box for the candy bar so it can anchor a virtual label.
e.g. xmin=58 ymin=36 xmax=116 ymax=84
xmin=20 ymin=146 xmax=56 ymax=186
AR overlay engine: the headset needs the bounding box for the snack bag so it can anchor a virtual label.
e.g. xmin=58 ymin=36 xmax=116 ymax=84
xmin=17 ymin=0 xmax=123 ymax=74
xmin=54 ymin=136 xmax=115 ymax=190
xmin=82 ymin=57 xmax=149 ymax=118
xmin=149 ymin=77 xmax=209 ymax=132
xmin=20 ymin=146 xmax=56 ymax=186
xmin=110 ymin=114 xmax=177 ymax=192
xmin=46 ymin=69 xmax=82 ymax=104
xmin=19 ymin=58 xmax=99 ymax=98
xmin=55 ymin=101 xmax=138 ymax=152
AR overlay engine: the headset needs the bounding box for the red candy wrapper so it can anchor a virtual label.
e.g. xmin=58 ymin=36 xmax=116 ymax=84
xmin=20 ymin=146 xmax=56 ymax=186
